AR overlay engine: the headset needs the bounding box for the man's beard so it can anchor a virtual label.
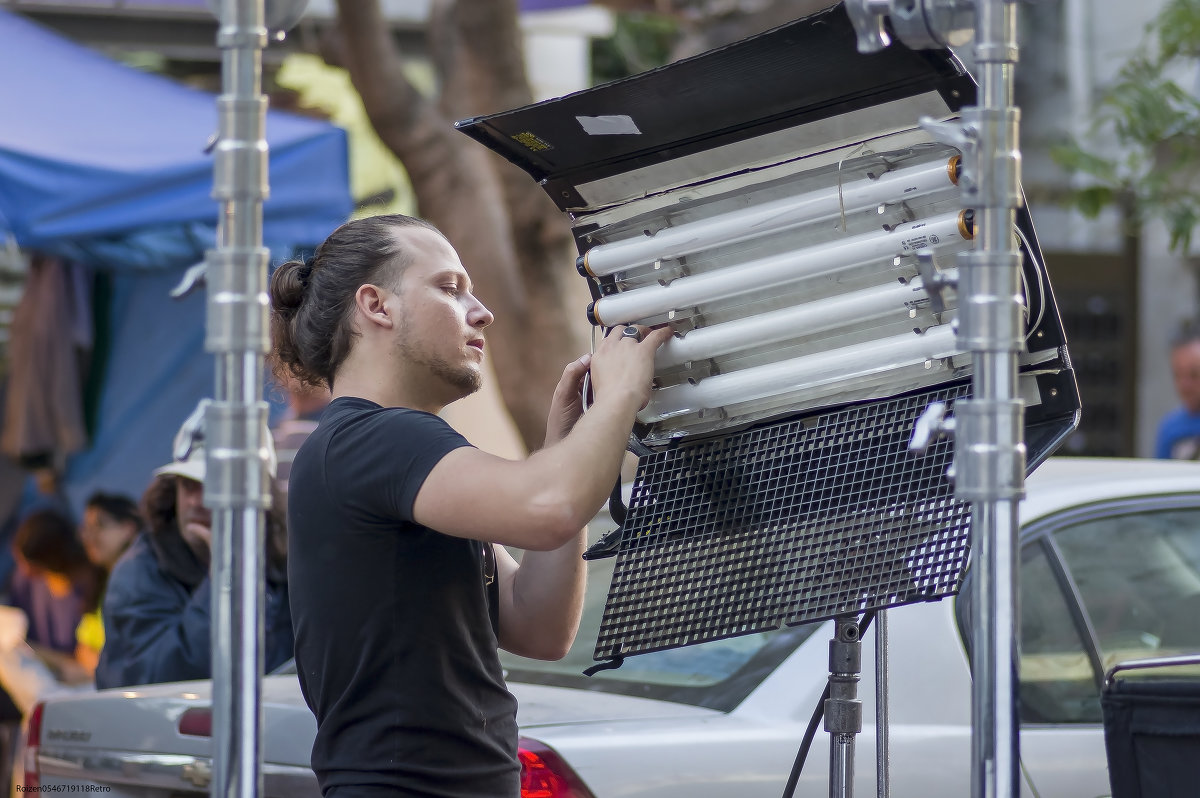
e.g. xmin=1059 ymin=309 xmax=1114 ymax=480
xmin=397 ymin=336 xmax=482 ymax=396
xmin=428 ymin=354 xmax=482 ymax=395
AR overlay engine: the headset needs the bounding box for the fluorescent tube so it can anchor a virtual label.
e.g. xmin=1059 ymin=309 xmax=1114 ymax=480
xmin=579 ymin=156 xmax=960 ymax=278
xmin=654 ymin=277 xmax=932 ymax=370
xmin=588 ymin=210 xmax=972 ymax=327
xmin=639 ymin=324 xmax=960 ymax=424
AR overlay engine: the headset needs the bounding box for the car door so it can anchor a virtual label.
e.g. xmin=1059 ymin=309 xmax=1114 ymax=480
xmin=1017 ymin=497 xmax=1200 ymax=798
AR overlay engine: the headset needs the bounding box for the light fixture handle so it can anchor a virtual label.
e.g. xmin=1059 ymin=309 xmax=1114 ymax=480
xmin=909 ymin=401 xmax=955 ymax=454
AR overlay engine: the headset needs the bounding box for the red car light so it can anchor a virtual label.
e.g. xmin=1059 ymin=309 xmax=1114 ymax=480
xmin=178 ymin=707 xmax=212 ymax=737
xmin=23 ymin=701 xmax=44 ymax=790
xmin=518 ymin=737 xmax=595 ymax=798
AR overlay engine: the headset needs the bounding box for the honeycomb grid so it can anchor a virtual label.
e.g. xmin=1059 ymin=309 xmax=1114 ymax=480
xmin=595 ymin=382 xmax=972 ymax=661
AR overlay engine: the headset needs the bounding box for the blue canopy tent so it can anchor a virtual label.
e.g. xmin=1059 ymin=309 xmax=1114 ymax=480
xmin=0 ymin=8 xmax=352 ymax=518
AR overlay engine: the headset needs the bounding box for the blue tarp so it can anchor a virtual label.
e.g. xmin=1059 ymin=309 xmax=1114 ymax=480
xmin=0 ymin=8 xmax=353 ymax=516
xmin=11 ymin=1 xmax=590 ymax=12
xmin=0 ymin=7 xmax=350 ymax=252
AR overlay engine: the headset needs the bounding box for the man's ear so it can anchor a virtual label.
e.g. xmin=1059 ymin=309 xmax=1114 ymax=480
xmin=354 ymin=284 xmax=395 ymax=330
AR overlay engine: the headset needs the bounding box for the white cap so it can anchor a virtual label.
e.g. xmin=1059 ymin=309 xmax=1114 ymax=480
xmin=153 ymin=399 xmax=277 ymax=483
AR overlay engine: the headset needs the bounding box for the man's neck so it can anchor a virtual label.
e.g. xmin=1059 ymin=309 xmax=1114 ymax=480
xmin=331 ymin=371 xmax=448 ymax=415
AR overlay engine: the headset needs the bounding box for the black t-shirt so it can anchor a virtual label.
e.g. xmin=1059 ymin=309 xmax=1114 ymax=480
xmin=288 ymin=397 xmax=520 ymax=798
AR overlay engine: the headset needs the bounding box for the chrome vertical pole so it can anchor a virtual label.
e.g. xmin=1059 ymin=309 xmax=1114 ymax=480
xmin=875 ymin=610 xmax=890 ymax=798
xmin=956 ymin=4 xmax=1025 ymax=797
xmin=207 ymin=1 xmax=270 ymax=796
xmin=844 ymin=3 xmax=1028 ymax=798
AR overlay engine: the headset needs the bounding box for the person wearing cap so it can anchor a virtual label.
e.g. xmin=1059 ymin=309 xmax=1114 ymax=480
xmin=93 ymin=403 xmax=293 ymax=689
xmin=269 ymin=214 xmax=669 ymax=798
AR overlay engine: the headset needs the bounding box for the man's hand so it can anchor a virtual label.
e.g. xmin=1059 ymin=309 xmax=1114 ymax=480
xmin=183 ymin=522 xmax=213 ymax=562
xmin=588 ymin=325 xmax=673 ymax=413
xmin=544 ymin=354 xmax=592 ymax=447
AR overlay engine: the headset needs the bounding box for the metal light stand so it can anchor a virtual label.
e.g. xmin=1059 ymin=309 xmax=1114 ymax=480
xmin=844 ymin=2 xmax=1028 ymax=798
xmin=204 ymin=1 xmax=308 ymax=795
xmin=826 ymin=617 xmax=864 ymax=798
xmin=874 ymin=610 xmax=890 ymax=798
xmin=207 ymin=1 xmax=272 ymax=795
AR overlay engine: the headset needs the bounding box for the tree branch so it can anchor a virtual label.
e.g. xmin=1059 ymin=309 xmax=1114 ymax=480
xmin=334 ymin=0 xmax=440 ymax=153
xmin=440 ymin=0 xmax=578 ymax=287
xmin=442 ymin=0 xmax=533 ymax=117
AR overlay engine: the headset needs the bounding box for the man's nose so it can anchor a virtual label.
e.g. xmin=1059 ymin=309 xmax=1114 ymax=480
xmin=470 ymin=298 xmax=495 ymax=329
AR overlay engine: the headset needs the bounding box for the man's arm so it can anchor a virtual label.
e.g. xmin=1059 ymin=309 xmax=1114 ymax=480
xmin=493 ymin=539 xmax=585 ymax=660
xmin=492 ymin=349 xmax=615 ymax=659
xmin=489 ymin=352 xmax=597 ymax=657
xmin=412 ymin=326 xmax=670 ymax=552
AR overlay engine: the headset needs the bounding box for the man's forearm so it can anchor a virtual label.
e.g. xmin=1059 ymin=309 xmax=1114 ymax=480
xmin=523 ymin=389 xmax=641 ymax=536
xmin=505 ymin=530 xmax=588 ymax=660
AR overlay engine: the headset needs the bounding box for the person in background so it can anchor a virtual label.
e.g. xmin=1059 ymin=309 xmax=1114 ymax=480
xmin=95 ymin=402 xmax=293 ymax=689
xmin=8 ymin=509 xmax=101 ymax=685
xmin=0 ymin=452 xmax=74 ymax=599
xmin=74 ymin=492 xmax=141 ymax=673
xmin=1156 ymin=323 xmax=1200 ymax=459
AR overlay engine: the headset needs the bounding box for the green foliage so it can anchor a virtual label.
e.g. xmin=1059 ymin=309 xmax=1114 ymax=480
xmin=1054 ymin=0 xmax=1200 ymax=252
xmin=590 ymin=12 xmax=681 ymax=85
xmin=1156 ymin=0 xmax=1200 ymax=59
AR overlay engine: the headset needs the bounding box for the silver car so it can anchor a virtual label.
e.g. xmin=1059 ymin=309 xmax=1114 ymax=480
xmin=20 ymin=457 xmax=1200 ymax=797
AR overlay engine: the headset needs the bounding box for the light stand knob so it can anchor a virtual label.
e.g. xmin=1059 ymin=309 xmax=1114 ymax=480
xmin=909 ymin=400 xmax=955 ymax=454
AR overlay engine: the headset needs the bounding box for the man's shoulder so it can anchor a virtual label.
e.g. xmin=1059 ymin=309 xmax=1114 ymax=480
xmin=317 ymin=400 xmax=457 ymax=445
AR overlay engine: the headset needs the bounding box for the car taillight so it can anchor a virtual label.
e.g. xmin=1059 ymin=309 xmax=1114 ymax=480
xmin=23 ymin=701 xmax=44 ymax=790
xmin=178 ymin=707 xmax=212 ymax=737
xmin=518 ymin=737 xmax=595 ymax=798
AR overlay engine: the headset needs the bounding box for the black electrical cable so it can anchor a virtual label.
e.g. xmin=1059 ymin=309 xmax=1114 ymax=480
xmin=780 ymin=681 xmax=830 ymax=798
xmin=780 ymin=610 xmax=876 ymax=798
xmin=608 ymin=477 xmax=628 ymax=527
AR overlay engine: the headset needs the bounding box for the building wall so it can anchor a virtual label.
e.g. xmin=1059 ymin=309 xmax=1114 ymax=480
xmin=1017 ymin=0 xmax=1197 ymax=457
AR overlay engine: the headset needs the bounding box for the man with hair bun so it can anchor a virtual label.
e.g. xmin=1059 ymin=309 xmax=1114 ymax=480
xmin=270 ymin=213 xmax=669 ymax=798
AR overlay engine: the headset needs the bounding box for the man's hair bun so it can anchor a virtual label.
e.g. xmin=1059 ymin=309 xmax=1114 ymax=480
xmin=271 ymin=259 xmax=310 ymax=315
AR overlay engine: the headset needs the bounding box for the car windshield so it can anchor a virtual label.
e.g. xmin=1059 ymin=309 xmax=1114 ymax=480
xmin=500 ymin=548 xmax=819 ymax=711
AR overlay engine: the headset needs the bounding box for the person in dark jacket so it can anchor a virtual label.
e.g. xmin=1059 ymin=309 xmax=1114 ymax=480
xmin=94 ymin=403 xmax=293 ymax=689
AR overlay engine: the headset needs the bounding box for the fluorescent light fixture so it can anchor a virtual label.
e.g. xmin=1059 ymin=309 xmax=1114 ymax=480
xmin=456 ymin=6 xmax=1080 ymax=667
xmin=587 ymin=209 xmax=972 ymax=327
xmin=580 ymin=156 xmax=960 ymax=278
xmin=456 ymin=5 xmax=1076 ymax=452
xmin=568 ymin=146 xmax=982 ymax=444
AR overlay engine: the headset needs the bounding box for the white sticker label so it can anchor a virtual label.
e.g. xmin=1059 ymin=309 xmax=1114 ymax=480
xmin=576 ymin=115 xmax=642 ymax=136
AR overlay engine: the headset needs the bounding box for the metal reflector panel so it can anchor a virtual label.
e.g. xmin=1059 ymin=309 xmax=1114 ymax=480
xmin=595 ymin=381 xmax=971 ymax=661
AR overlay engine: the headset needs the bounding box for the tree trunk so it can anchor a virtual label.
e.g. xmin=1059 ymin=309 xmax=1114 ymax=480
xmin=594 ymin=0 xmax=836 ymax=59
xmin=334 ymin=0 xmax=587 ymax=452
